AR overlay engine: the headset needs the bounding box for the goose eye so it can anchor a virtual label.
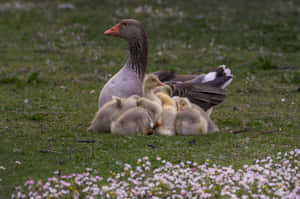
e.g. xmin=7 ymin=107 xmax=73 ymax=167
xmin=123 ymin=22 xmax=128 ymax=27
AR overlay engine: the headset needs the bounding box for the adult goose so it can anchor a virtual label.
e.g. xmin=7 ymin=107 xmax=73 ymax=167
xmin=99 ymin=19 xmax=232 ymax=111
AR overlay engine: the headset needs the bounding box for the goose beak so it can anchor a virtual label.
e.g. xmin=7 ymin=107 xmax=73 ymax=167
xmin=104 ymin=23 xmax=120 ymax=36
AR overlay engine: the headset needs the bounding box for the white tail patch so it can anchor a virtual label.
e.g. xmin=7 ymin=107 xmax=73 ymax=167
xmin=221 ymin=78 xmax=233 ymax=89
xmin=219 ymin=65 xmax=232 ymax=76
xmin=150 ymin=121 xmax=154 ymax=128
xmin=219 ymin=64 xmax=226 ymax=69
xmin=202 ymin=72 xmax=217 ymax=83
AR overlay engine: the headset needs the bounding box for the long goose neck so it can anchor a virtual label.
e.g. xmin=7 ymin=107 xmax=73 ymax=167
xmin=126 ymin=34 xmax=148 ymax=81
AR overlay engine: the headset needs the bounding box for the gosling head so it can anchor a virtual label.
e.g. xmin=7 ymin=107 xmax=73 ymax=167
xmin=143 ymin=74 xmax=165 ymax=93
xmin=176 ymin=97 xmax=192 ymax=111
xmin=154 ymin=85 xmax=173 ymax=96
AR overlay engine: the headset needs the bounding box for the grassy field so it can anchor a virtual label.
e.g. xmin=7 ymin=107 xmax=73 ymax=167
xmin=0 ymin=0 xmax=299 ymax=198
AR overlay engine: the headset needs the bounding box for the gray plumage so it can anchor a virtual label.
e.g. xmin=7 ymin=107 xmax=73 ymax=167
xmin=99 ymin=19 xmax=232 ymax=111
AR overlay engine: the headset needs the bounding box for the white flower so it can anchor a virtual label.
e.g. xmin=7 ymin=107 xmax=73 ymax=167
xmin=86 ymin=168 xmax=93 ymax=172
xmin=10 ymin=148 xmax=300 ymax=198
xmin=143 ymin=156 xmax=149 ymax=161
xmin=53 ymin=170 xmax=60 ymax=175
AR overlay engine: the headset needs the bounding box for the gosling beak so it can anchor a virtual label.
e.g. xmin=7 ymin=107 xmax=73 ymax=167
xmin=156 ymin=79 xmax=165 ymax=87
xmin=104 ymin=23 xmax=120 ymax=36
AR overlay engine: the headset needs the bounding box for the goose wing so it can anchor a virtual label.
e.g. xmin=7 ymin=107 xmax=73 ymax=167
xmin=168 ymin=82 xmax=226 ymax=111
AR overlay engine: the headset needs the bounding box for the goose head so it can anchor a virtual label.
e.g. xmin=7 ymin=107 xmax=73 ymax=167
xmin=103 ymin=19 xmax=148 ymax=81
xmin=104 ymin=19 xmax=146 ymax=42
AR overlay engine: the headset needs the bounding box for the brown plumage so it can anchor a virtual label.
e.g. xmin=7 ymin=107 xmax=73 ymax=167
xmin=169 ymin=82 xmax=226 ymax=111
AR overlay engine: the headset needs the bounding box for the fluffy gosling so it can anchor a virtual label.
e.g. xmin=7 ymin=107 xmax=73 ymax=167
xmin=87 ymin=95 xmax=138 ymax=132
xmin=174 ymin=97 xmax=209 ymax=135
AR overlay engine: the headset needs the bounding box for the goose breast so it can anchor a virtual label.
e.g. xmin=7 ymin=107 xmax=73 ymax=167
xmin=98 ymin=67 xmax=143 ymax=107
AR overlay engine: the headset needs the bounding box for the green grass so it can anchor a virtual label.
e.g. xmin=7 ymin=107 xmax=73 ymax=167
xmin=0 ymin=0 xmax=300 ymax=198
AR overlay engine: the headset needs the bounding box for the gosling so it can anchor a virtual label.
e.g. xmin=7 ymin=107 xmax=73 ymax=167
xmin=155 ymin=88 xmax=177 ymax=136
xmin=110 ymin=74 xmax=166 ymax=136
xmin=87 ymin=95 xmax=138 ymax=132
xmin=175 ymin=97 xmax=209 ymax=135
xmin=173 ymin=97 xmax=219 ymax=134
xmin=111 ymin=99 xmax=159 ymax=136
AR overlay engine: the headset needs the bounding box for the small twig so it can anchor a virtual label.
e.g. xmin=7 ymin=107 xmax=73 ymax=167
xmin=39 ymin=149 xmax=61 ymax=154
xmin=147 ymin=144 xmax=159 ymax=148
xmin=76 ymin=139 xmax=96 ymax=143
xmin=252 ymin=129 xmax=280 ymax=138
xmin=260 ymin=129 xmax=280 ymax=134
xmin=231 ymin=128 xmax=249 ymax=134
xmin=0 ymin=110 xmax=70 ymax=114
xmin=0 ymin=126 xmax=20 ymax=129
